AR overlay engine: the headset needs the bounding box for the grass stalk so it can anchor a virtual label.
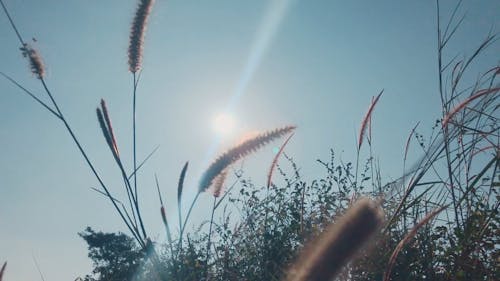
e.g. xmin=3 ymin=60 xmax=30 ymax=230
xmin=205 ymin=197 xmax=217 ymax=278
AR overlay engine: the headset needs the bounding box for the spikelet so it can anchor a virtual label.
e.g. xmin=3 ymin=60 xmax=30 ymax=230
xmin=442 ymin=87 xmax=499 ymax=128
xmin=199 ymin=125 xmax=296 ymax=193
xmin=267 ymin=132 xmax=294 ymax=188
xmin=358 ymin=90 xmax=383 ymax=150
xmin=383 ymin=206 xmax=446 ymax=281
xmin=128 ymin=0 xmax=155 ymax=73
xmin=20 ymin=43 xmax=45 ymax=79
xmin=285 ymin=197 xmax=384 ymax=281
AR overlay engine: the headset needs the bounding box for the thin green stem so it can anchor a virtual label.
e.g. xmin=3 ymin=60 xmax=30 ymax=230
xmin=40 ymin=78 xmax=145 ymax=247
xmin=132 ymin=73 xmax=138 ymax=198
xmin=205 ymin=197 xmax=217 ymax=279
xmin=180 ymin=192 xmax=201 ymax=244
xmin=131 ymin=72 xmax=148 ymax=240
xmin=0 ymin=72 xmax=61 ymax=119
xmin=127 ymin=145 xmax=160 ymax=180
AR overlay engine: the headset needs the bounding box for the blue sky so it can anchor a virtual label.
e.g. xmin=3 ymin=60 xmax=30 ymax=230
xmin=0 ymin=0 xmax=498 ymax=280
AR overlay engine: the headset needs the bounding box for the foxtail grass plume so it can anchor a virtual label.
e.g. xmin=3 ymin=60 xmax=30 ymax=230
xmin=384 ymin=205 xmax=446 ymax=281
xmin=96 ymin=100 xmax=120 ymax=161
xmin=178 ymin=161 xmax=189 ymax=206
xmin=267 ymin=132 xmax=294 ymax=188
xmin=441 ymin=87 xmax=499 ymax=128
xmin=358 ymin=90 xmax=383 ymax=150
xmin=128 ymin=0 xmax=155 ymax=73
xmin=285 ymin=197 xmax=384 ymax=281
xmin=199 ymin=125 xmax=296 ymax=193
xmin=100 ymin=99 xmax=119 ymax=157
xmin=20 ymin=44 xmax=45 ymax=79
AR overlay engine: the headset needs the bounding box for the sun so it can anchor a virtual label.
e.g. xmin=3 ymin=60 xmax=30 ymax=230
xmin=213 ymin=112 xmax=236 ymax=136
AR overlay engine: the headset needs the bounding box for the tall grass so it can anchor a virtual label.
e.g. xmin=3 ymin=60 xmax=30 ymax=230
xmin=0 ymin=0 xmax=498 ymax=280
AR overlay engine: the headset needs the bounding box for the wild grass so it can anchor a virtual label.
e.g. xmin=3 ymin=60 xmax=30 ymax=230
xmin=0 ymin=0 xmax=498 ymax=280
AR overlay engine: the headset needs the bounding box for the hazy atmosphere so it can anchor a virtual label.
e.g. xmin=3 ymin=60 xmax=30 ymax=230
xmin=0 ymin=0 xmax=498 ymax=280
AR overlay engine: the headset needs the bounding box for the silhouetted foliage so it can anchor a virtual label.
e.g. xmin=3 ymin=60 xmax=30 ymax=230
xmin=79 ymin=227 xmax=145 ymax=281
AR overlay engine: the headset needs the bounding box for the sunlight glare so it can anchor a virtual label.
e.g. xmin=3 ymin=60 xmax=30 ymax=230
xmin=213 ymin=113 xmax=236 ymax=136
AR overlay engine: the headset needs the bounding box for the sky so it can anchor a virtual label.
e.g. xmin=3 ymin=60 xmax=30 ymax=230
xmin=0 ymin=0 xmax=498 ymax=280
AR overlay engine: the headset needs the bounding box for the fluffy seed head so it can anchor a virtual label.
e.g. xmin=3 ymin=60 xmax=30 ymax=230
xmin=199 ymin=125 xmax=296 ymax=193
xmin=285 ymin=197 xmax=384 ymax=281
xmin=20 ymin=44 xmax=45 ymax=79
xmin=128 ymin=0 xmax=155 ymax=73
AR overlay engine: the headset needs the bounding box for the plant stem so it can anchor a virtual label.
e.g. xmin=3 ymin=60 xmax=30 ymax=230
xmin=131 ymin=73 xmax=148 ymax=239
xmin=41 ymin=78 xmax=145 ymax=247
xmin=179 ymin=192 xmax=201 ymax=248
xmin=205 ymin=197 xmax=217 ymax=279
